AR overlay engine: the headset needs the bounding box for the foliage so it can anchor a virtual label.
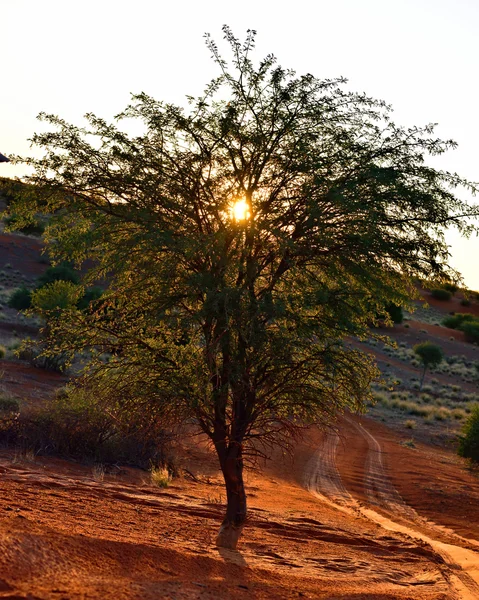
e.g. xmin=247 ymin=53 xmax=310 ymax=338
xmin=461 ymin=321 xmax=479 ymax=344
xmin=384 ymin=303 xmax=403 ymax=324
xmin=431 ymin=288 xmax=452 ymax=301
xmin=31 ymin=280 xmax=80 ymax=313
xmin=413 ymin=342 xmax=444 ymax=389
xmin=8 ymin=286 xmax=32 ymax=310
xmin=0 ymin=395 xmax=20 ymax=412
xmin=441 ymin=282 xmax=459 ymax=295
xmin=0 ymin=385 xmax=174 ymax=467
xmin=150 ymin=465 xmax=172 ymax=488
xmin=442 ymin=313 xmax=476 ymax=329
xmin=11 ymin=27 xmax=479 ymax=548
xmin=3 ymin=214 xmax=45 ymax=237
xmin=0 ymin=345 xmax=6 ymax=359
xmin=36 ymin=264 xmax=80 ymax=288
xmin=413 ymin=342 xmax=444 ymax=368
xmin=77 ymin=286 xmax=103 ymax=311
xmin=458 ymin=405 xmax=479 ymax=463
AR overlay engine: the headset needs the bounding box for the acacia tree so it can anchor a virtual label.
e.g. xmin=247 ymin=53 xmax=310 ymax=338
xmin=13 ymin=28 xmax=478 ymax=548
xmin=413 ymin=342 xmax=444 ymax=389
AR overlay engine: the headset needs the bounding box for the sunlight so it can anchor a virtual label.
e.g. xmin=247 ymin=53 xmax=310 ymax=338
xmin=230 ymin=199 xmax=251 ymax=222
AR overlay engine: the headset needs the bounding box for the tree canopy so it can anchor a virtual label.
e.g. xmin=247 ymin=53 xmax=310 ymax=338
xmin=11 ymin=27 xmax=478 ymax=548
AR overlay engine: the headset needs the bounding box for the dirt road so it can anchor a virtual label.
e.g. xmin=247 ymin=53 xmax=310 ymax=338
xmin=305 ymin=415 xmax=479 ymax=599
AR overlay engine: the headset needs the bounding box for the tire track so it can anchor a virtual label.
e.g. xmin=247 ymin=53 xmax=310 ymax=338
xmin=306 ymin=419 xmax=479 ymax=599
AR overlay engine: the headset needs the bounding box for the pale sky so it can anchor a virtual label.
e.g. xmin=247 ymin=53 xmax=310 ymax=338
xmin=2 ymin=0 xmax=478 ymax=288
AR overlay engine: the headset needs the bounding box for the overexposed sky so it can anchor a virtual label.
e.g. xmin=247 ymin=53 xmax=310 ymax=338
xmin=1 ymin=0 xmax=478 ymax=288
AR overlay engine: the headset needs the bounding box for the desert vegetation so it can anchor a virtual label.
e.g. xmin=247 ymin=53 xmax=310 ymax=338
xmin=2 ymin=28 xmax=479 ymax=552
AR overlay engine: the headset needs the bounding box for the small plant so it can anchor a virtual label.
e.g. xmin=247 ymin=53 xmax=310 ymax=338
xmin=92 ymin=463 xmax=105 ymax=482
xmin=431 ymin=288 xmax=452 ymax=301
xmin=0 ymin=345 xmax=6 ymax=359
xmin=458 ymin=405 xmax=479 ymax=463
xmin=400 ymin=438 xmax=416 ymax=448
xmin=404 ymin=419 xmax=417 ymax=429
xmin=461 ymin=321 xmax=479 ymax=344
xmin=150 ymin=465 xmax=171 ymax=488
xmin=442 ymin=313 xmax=476 ymax=330
xmin=8 ymin=287 xmax=32 ymax=310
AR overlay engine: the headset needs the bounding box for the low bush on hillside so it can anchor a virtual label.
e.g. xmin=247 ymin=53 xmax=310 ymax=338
xmin=3 ymin=214 xmax=45 ymax=237
xmin=36 ymin=264 xmax=80 ymax=288
xmin=8 ymin=286 xmax=32 ymax=310
xmin=0 ymin=386 xmax=175 ymax=469
xmin=442 ymin=313 xmax=476 ymax=330
xmin=461 ymin=321 xmax=479 ymax=344
xmin=0 ymin=345 xmax=6 ymax=359
xmin=431 ymin=288 xmax=452 ymax=301
xmin=458 ymin=406 xmax=479 ymax=463
xmin=441 ymin=282 xmax=459 ymax=295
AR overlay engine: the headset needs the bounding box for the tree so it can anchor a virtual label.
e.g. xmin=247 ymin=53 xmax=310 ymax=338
xmin=12 ymin=27 xmax=478 ymax=548
xmin=413 ymin=342 xmax=444 ymax=389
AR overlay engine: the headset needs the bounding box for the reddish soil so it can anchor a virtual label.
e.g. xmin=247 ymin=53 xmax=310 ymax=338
xmin=0 ymin=418 xmax=478 ymax=599
xmin=0 ymin=232 xmax=45 ymax=279
xmin=418 ymin=289 xmax=479 ymax=318
xmin=0 ymin=358 xmax=66 ymax=402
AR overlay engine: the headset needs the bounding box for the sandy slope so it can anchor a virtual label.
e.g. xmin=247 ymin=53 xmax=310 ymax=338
xmin=1 ymin=417 xmax=479 ymax=599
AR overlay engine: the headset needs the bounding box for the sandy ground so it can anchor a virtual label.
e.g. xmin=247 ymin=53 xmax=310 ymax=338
xmin=1 ymin=416 xmax=479 ymax=599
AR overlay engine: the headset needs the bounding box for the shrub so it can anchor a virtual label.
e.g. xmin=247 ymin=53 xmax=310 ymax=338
xmin=36 ymin=264 xmax=79 ymax=288
xmin=461 ymin=298 xmax=471 ymax=307
xmin=8 ymin=287 xmax=32 ymax=310
xmin=77 ymin=287 xmax=103 ymax=311
xmin=384 ymin=303 xmax=403 ymax=324
xmin=458 ymin=406 xmax=479 ymax=463
xmin=4 ymin=386 xmax=175 ymax=468
xmin=442 ymin=313 xmax=476 ymax=330
xmin=0 ymin=395 xmax=20 ymax=413
xmin=0 ymin=345 xmax=6 ymax=359
xmin=461 ymin=321 xmax=479 ymax=344
xmin=16 ymin=344 xmax=69 ymax=373
xmin=441 ymin=282 xmax=458 ymax=295
xmin=3 ymin=214 xmax=45 ymax=237
xmin=431 ymin=288 xmax=452 ymax=301
xmin=31 ymin=280 xmax=80 ymax=313
xmin=150 ymin=465 xmax=172 ymax=488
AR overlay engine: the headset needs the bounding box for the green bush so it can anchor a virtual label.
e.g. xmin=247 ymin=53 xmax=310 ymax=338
xmin=0 ymin=396 xmax=20 ymax=412
xmin=36 ymin=264 xmax=79 ymax=288
xmin=442 ymin=313 xmax=476 ymax=329
xmin=3 ymin=214 xmax=45 ymax=237
xmin=385 ymin=303 xmax=403 ymax=324
xmin=31 ymin=280 xmax=80 ymax=313
xmin=461 ymin=321 xmax=479 ymax=344
xmin=442 ymin=282 xmax=458 ymax=295
xmin=0 ymin=344 xmax=6 ymax=359
xmin=16 ymin=344 xmax=69 ymax=373
xmin=3 ymin=386 xmax=174 ymax=468
xmin=77 ymin=287 xmax=103 ymax=311
xmin=8 ymin=287 xmax=32 ymax=310
xmin=431 ymin=288 xmax=452 ymax=301
xmin=458 ymin=405 xmax=479 ymax=463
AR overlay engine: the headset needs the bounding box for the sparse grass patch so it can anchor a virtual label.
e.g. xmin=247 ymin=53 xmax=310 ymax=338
xmin=150 ymin=465 xmax=171 ymax=488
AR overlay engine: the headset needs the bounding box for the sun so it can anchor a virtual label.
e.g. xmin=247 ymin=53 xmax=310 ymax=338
xmin=231 ymin=199 xmax=251 ymax=221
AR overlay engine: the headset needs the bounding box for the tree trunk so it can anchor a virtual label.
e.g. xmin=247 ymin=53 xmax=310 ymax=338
xmin=215 ymin=443 xmax=247 ymax=550
xmin=420 ymin=364 xmax=427 ymax=390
